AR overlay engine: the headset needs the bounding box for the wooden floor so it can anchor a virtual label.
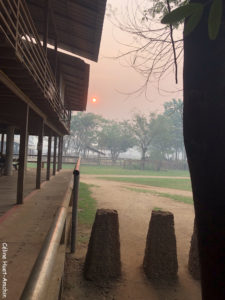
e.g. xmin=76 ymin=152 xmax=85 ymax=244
xmin=0 ymin=168 xmax=49 ymax=217
xmin=0 ymin=169 xmax=73 ymax=300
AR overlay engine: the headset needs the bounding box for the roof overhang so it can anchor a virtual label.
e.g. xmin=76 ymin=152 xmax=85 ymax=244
xmin=48 ymin=50 xmax=90 ymax=111
xmin=27 ymin=0 xmax=107 ymax=62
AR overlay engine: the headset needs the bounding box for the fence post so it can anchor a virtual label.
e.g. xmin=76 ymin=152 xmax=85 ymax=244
xmin=71 ymin=165 xmax=80 ymax=253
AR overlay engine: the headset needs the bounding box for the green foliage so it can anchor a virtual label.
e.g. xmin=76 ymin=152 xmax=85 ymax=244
xmin=64 ymin=112 xmax=106 ymax=156
xmin=161 ymin=3 xmax=203 ymax=25
xmin=149 ymin=115 xmax=174 ymax=162
xmin=98 ymin=121 xmax=135 ymax=163
xmin=146 ymin=0 xmax=188 ymax=20
xmin=208 ymin=0 xmax=222 ymax=40
xmin=163 ymin=99 xmax=184 ymax=160
xmin=131 ymin=113 xmax=157 ymax=168
xmin=184 ymin=3 xmax=203 ymax=36
xmin=71 ymin=112 xmax=104 ymax=151
xmin=161 ymin=0 xmax=223 ymax=39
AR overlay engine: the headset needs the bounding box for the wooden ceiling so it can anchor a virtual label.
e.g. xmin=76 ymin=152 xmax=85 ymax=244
xmin=48 ymin=49 xmax=90 ymax=111
xmin=27 ymin=0 xmax=107 ymax=62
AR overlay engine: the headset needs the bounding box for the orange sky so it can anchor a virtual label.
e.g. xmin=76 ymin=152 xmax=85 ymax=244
xmin=85 ymin=1 xmax=183 ymax=121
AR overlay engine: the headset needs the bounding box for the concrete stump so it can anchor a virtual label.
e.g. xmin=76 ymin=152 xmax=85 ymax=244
xmin=188 ymin=222 xmax=200 ymax=280
xmin=84 ymin=209 xmax=121 ymax=283
xmin=143 ymin=210 xmax=178 ymax=281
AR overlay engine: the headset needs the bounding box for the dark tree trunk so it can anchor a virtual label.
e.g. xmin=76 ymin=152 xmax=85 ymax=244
xmin=183 ymin=1 xmax=225 ymax=299
xmin=141 ymin=148 xmax=147 ymax=170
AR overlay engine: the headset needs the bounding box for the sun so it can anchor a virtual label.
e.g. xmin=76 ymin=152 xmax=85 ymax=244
xmin=92 ymin=97 xmax=97 ymax=103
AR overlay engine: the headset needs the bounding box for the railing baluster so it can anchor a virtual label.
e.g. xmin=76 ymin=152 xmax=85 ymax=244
xmin=15 ymin=0 xmax=21 ymax=53
xmin=0 ymin=0 xmax=70 ymax=129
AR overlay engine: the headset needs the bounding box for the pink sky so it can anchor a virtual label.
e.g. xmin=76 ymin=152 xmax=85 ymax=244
xmin=85 ymin=1 xmax=183 ymax=121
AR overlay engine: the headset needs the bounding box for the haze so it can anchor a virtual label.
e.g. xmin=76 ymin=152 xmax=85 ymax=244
xmin=85 ymin=0 xmax=183 ymax=120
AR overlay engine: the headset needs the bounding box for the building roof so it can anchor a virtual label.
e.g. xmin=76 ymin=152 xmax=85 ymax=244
xmin=27 ymin=0 xmax=107 ymax=62
xmin=48 ymin=50 xmax=90 ymax=111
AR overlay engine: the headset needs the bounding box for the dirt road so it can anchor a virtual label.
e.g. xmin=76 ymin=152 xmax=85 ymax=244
xmin=63 ymin=175 xmax=201 ymax=300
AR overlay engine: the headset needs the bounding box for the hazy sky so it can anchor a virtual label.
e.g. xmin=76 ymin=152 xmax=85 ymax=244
xmin=84 ymin=1 xmax=183 ymax=120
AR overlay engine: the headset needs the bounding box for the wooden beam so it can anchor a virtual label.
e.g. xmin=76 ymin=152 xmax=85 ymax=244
xmin=36 ymin=119 xmax=44 ymax=189
xmin=46 ymin=134 xmax=52 ymax=180
xmin=0 ymin=70 xmax=67 ymax=135
xmin=53 ymin=136 xmax=57 ymax=175
xmin=1 ymin=133 xmax=4 ymax=154
xmin=17 ymin=105 xmax=29 ymax=204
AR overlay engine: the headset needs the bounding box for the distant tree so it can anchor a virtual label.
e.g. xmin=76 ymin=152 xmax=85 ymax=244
xmin=62 ymin=134 xmax=75 ymax=156
xmin=98 ymin=121 xmax=135 ymax=163
xmin=163 ymin=98 xmax=184 ymax=160
xmin=149 ymin=114 xmax=174 ymax=170
xmin=66 ymin=112 xmax=106 ymax=157
xmin=131 ymin=113 xmax=157 ymax=169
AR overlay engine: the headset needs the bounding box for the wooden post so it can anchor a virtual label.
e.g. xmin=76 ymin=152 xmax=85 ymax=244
xmin=59 ymin=136 xmax=63 ymax=170
xmin=57 ymin=136 xmax=61 ymax=172
xmin=53 ymin=136 xmax=57 ymax=175
xmin=17 ymin=105 xmax=29 ymax=204
xmin=43 ymin=0 xmax=50 ymax=53
xmin=36 ymin=119 xmax=44 ymax=189
xmin=46 ymin=135 xmax=52 ymax=180
xmin=1 ymin=133 xmax=4 ymax=154
xmin=54 ymin=37 xmax=58 ymax=79
xmin=5 ymin=126 xmax=15 ymax=176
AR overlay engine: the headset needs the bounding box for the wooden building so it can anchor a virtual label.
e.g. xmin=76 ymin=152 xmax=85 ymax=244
xmin=0 ymin=0 xmax=106 ymax=204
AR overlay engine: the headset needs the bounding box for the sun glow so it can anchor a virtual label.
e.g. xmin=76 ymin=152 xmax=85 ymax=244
xmin=92 ymin=97 xmax=97 ymax=103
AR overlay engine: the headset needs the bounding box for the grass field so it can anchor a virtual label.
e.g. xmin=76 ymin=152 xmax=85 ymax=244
xmin=78 ymin=182 xmax=97 ymax=225
xmin=98 ymin=176 xmax=192 ymax=191
xmin=27 ymin=163 xmax=190 ymax=177
xmin=124 ymin=187 xmax=193 ymax=204
xmin=80 ymin=165 xmax=190 ymax=177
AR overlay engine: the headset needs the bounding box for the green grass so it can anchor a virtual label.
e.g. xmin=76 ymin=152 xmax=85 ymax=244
xmin=78 ymin=182 xmax=97 ymax=225
xmin=80 ymin=165 xmax=189 ymax=176
xmin=27 ymin=162 xmax=38 ymax=168
xmin=124 ymin=187 xmax=193 ymax=204
xmin=153 ymin=207 xmax=163 ymax=211
xmin=27 ymin=163 xmax=190 ymax=177
xmin=99 ymin=176 xmax=192 ymax=191
xmin=27 ymin=162 xmax=75 ymax=170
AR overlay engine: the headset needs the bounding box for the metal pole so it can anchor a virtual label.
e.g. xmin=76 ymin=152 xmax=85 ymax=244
xmin=71 ymin=167 xmax=80 ymax=253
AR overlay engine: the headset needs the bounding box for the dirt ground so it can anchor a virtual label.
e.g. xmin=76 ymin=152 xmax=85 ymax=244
xmin=63 ymin=175 xmax=201 ymax=300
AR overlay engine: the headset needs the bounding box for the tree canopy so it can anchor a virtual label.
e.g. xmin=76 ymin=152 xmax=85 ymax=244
xmin=63 ymin=101 xmax=184 ymax=167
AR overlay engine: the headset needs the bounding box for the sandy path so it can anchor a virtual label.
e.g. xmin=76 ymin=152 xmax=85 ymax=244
xmin=64 ymin=175 xmax=201 ymax=300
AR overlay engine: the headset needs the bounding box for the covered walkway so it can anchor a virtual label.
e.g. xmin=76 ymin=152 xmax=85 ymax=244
xmin=0 ymin=169 xmax=73 ymax=300
xmin=0 ymin=168 xmax=47 ymax=217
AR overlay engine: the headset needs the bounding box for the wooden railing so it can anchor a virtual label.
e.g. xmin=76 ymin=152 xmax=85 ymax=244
xmin=0 ymin=0 xmax=70 ymax=129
